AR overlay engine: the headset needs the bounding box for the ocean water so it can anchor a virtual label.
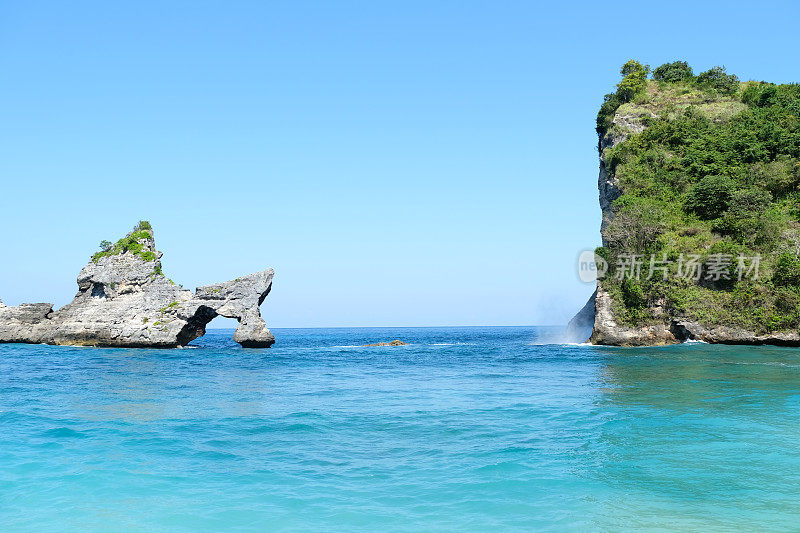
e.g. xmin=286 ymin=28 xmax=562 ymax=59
xmin=2 ymin=326 xmax=800 ymax=532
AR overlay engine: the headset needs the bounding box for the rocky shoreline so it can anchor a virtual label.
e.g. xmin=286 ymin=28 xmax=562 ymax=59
xmin=569 ymin=285 xmax=800 ymax=346
xmin=0 ymin=223 xmax=275 ymax=348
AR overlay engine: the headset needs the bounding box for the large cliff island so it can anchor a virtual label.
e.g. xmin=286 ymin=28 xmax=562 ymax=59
xmin=0 ymin=222 xmax=275 ymax=348
xmin=573 ymin=60 xmax=800 ymax=346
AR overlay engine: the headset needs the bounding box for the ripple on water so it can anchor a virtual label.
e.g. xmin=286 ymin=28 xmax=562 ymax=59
xmin=41 ymin=427 xmax=88 ymax=439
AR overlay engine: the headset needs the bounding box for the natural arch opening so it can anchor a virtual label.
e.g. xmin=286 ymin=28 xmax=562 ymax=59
xmin=205 ymin=315 xmax=240 ymax=330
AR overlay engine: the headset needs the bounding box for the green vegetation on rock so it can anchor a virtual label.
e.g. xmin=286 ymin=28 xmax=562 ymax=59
xmin=652 ymin=61 xmax=693 ymax=83
xmin=599 ymin=60 xmax=800 ymax=334
xmin=91 ymin=221 xmax=159 ymax=264
xmin=159 ymin=301 xmax=179 ymax=314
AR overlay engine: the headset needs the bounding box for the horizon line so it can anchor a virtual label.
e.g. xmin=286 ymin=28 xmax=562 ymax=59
xmin=207 ymin=324 xmax=566 ymax=330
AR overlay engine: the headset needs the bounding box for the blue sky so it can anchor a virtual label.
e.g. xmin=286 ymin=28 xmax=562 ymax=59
xmin=2 ymin=1 xmax=799 ymax=327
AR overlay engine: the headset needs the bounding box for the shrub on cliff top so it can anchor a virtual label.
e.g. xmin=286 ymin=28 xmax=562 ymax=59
xmin=653 ymin=61 xmax=694 ymax=82
xmin=697 ymin=66 xmax=739 ymax=95
xmin=742 ymin=82 xmax=778 ymax=108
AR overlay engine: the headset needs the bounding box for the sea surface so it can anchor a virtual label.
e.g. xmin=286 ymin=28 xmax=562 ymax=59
xmin=2 ymin=326 xmax=800 ymax=531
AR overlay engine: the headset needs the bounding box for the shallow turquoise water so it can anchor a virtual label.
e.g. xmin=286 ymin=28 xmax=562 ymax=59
xmin=2 ymin=326 xmax=800 ymax=531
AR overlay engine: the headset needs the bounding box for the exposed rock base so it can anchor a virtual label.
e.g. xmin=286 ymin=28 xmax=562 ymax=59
xmin=589 ymin=286 xmax=682 ymax=346
xmin=575 ymin=286 xmax=800 ymax=347
xmin=0 ymin=225 xmax=275 ymax=348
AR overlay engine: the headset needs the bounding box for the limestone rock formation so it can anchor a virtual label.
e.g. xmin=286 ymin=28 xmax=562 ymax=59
xmin=569 ymin=84 xmax=800 ymax=347
xmin=0 ymin=223 xmax=275 ymax=348
xmin=588 ymin=284 xmax=800 ymax=346
xmin=589 ymin=286 xmax=681 ymax=346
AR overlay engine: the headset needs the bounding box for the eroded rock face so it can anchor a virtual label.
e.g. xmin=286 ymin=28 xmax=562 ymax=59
xmin=597 ymin=112 xmax=653 ymax=241
xmin=589 ymin=285 xmax=681 ymax=346
xmin=587 ymin=284 xmax=800 ymax=346
xmin=0 ymin=225 xmax=275 ymax=348
xmin=669 ymin=320 xmax=800 ymax=346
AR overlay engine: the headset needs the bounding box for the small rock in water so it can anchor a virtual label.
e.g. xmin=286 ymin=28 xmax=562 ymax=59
xmin=362 ymin=339 xmax=407 ymax=347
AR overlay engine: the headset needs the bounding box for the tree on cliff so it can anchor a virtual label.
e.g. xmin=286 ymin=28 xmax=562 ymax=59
xmin=616 ymin=60 xmax=650 ymax=103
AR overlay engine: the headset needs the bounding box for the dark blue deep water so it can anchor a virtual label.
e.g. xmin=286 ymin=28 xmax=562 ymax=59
xmin=2 ymin=326 xmax=800 ymax=531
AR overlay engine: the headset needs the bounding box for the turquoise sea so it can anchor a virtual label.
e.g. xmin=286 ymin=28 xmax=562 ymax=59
xmin=2 ymin=326 xmax=800 ymax=531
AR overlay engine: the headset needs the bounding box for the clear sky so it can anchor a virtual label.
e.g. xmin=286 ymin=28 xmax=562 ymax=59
xmin=2 ymin=1 xmax=799 ymax=328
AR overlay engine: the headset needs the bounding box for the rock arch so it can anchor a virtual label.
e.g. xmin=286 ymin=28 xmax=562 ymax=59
xmin=0 ymin=224 xmax=275 ymax=348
